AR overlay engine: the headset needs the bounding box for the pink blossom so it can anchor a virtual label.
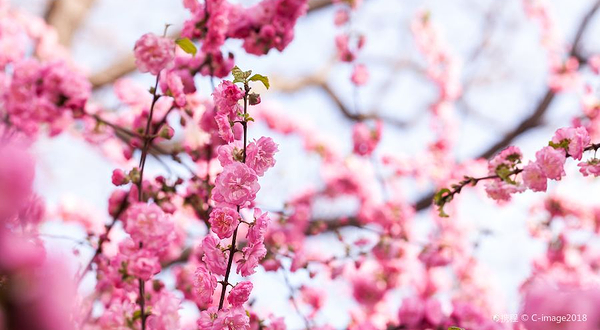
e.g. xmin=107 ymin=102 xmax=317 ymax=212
xmin=213 ymin=162 xmax=260 ymax=206
xmin=128 ymin=249 xmax=161 ymax=281
xmin=194 ymin=265 xmax=218 ymax=306
xmin=124 ymin=202 xmax=175 ymax=253
xmin=198 ymin=306 xmax=219 ymax=330
xmin=351 ymin=64 xmax=369 ymax=86
xmin=160 ymin=70 xmax=188 ymax=107
xmin=247 ymin=208 xmax=270 ymax=246
xmin=202 ymin=234 xmax=228 ymax=276
xmin=352 ymin=121 xmax=382 ymax=156
xmin=551 ymin=126 xmax=591 ymax=160
xmin=535 ymin=146 xmax=566 ymax=180
xmin=215 ymin=113 xmax=235 ymax=143
xmin=111 ymin=169 xmax=128 ymax=186
xmin=522 ymin=161 xmax=548 ymax=192
xmin=227 ymin=281 xmax=253 ymax=307
xmin=236 ymin=242 xmax=267 ymax=276
xmin=300 ymin=286 xmax=325 ymax=316
xmin=145 ymin=290 xmax=181 ymax=330
xmin=0 ymin=138 xmax=35 ymax=222
xmin=133 ymin=33 xmax=175 ymax=75
xmin=213 ymin=80 xmax=243 ymax=116
xmin=215 ymin=306 xmax=250 ymax=330
xmin=398 ymin=296 xmax=425 ymax=327
xmin=217 ymin=142 xmax=244 ymax=167
xmin=578 ymin=158 xmax=600 ymax=177
xmin=351 ymin=275 xmax=386 ymax=308
xmin=209 ymin=206 xmax=240 ymax=239
xmin=246 ymin=137 xmax=279 ymax=176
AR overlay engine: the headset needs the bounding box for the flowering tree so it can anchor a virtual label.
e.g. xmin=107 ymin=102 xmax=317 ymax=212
xmin=2 ymin=0 xmax=600 ymax=329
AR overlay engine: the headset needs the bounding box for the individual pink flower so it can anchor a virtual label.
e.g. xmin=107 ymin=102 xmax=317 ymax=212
xmin=194 ymin=266 xmax=218 ymax=306
xmin=246 ymin=137 xmax=279 ymax=176
xmin=351 ymin=64 xmax=369 ymax=86
xmin=398 ymin=296 xmax=425 ymax=327
xmin=160 ymin=70 xmax=188 ymax=107
xmin=227 ymin=281 xmax=253 ymax=307
xmin=551 ymin=126 xmax=591 ymax=160
xmin=215 ymin=306 xmax=250 ymax=330
xmin=215 ymin=113 xmax=234 ymax=143
xmin=209 ymin=206 xmax=239 ymax=239
xmin=352 ymin=121 xmax=382 ymax=156
xmin=217 ymin=142 xmax=244 ymax=167
xmin=124 ymin=202 xmax=175 ymax=253
xmin=201 ymin=234 xmax=228 ymax=276
xmin=197 ymin=306 xmax=219 ymax=330
xmin=213 ymin=162 xmax=260 ymax=206
xmin=578 ymin=158 xmax=600 ymax=177
xmin=133 ymin=33 xmax=175 ymax=75
xmin=300 ymin=286 xmax=325 ymax=317
xmin=351 ymin=275 xmax=386 ymax=307
xmin=128 ymin=249 xmax=161 ymax=281
xmin=213 ymin=80 xmax=244 ymax=116
xmin=145 ymin=290 xmax=181 ymax=330
xmin=488 ymin=146 xmax=522 ymax=172
xmin=535 ymin=146 xmax=566 ymax=180
xmin=236 ymin=243 xmax=267 ymax=276
xmin=522 ymin=161 xmax=548 ymax=192
xmin=247 ymin=208 xmax=270 ymax=246
xmin=111 ymin=169 xmax=128 ymax=186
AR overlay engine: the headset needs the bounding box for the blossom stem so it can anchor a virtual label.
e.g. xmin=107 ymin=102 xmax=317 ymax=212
xmin=135 ymin=72 xmax=162 ymax=330
xmin=217 ymin=83 xmax=250 ymax=310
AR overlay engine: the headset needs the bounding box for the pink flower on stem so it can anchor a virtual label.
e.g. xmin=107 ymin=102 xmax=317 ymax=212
xmin=351 ymin=64 xmax=369 ymax=86
xmin=111 ymin=169 xmax=128 ymax=186
xmin=551 ymin=126 xmax=591 ymax=160
xmin=133 ymin=33 xmax=175 ymax=75
xmin=535 ymin=146 xmax=566 ymax=180
xmin=193 ymin=265 xmax=218 ymax=306
xmin=209 ymin=206 xmax=239 ymax=239
xmin=522 ymin=161 xmax=548 ymax=192
xmin=213 ymin=80 xmax=244 ymax=116
xmin=578 ymin=158 xmax=600 ymax=177
xmin=227 ymin=281 xmax=253 ymax=307
xmin=246 ymin=137 xmax=279 ymax=176
xmin=128 ymin=249 xmax=161 ymax=281
xmin=216 ymin=142 xmax=244 ymax=167
xmin=124 ymin=202 xmax=175 ymax=253
xmin=352 ymin=121 xmax=382 ymax=156
xmin=213 ymin=162 xmax=260 ymax=207
xmin=236 ymin=242 xmax=267 ymax=276
xmin=201 ymin=234 xmax=228 ymax=276
xmin=215 ymin=113 xmax=234 ymax=143
xmin=215 ymin=306 xmax=250 ymax=330
xmin=247 ymin=208 xmax=270 ymax=246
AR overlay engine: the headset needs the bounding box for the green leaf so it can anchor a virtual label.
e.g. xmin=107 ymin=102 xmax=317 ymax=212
xmin=249 ymin=73 xmax=270 ymax=89
xmin=232 ymin=66 xmax=252 ymax=84
xmin=549 ymin=139 xmax=569 ymax=150
xmin=495 ymin=164 xmax=516 ymax=184
xmin=448 ymin=327 xmax=464 ymax=330
xmin=175 ymin=38 xmax=197 ymax=56
xmin=132 ymin=310 xmax=142 ymax=321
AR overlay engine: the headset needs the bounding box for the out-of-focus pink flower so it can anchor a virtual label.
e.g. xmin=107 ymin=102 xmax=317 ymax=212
xmin=351 ymin=64 xmax=369 ymax=86
xmin=352 ymin=121 xmax=382 ymax=156
xmin=134 ymin=33 xmax=175 ymax=75
xmin=578 ymin=159 xmax=600 ymax=177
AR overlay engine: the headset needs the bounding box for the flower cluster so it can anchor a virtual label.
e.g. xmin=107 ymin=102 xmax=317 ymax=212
xmin=3 ymin=60 xmax=91 ymax=136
